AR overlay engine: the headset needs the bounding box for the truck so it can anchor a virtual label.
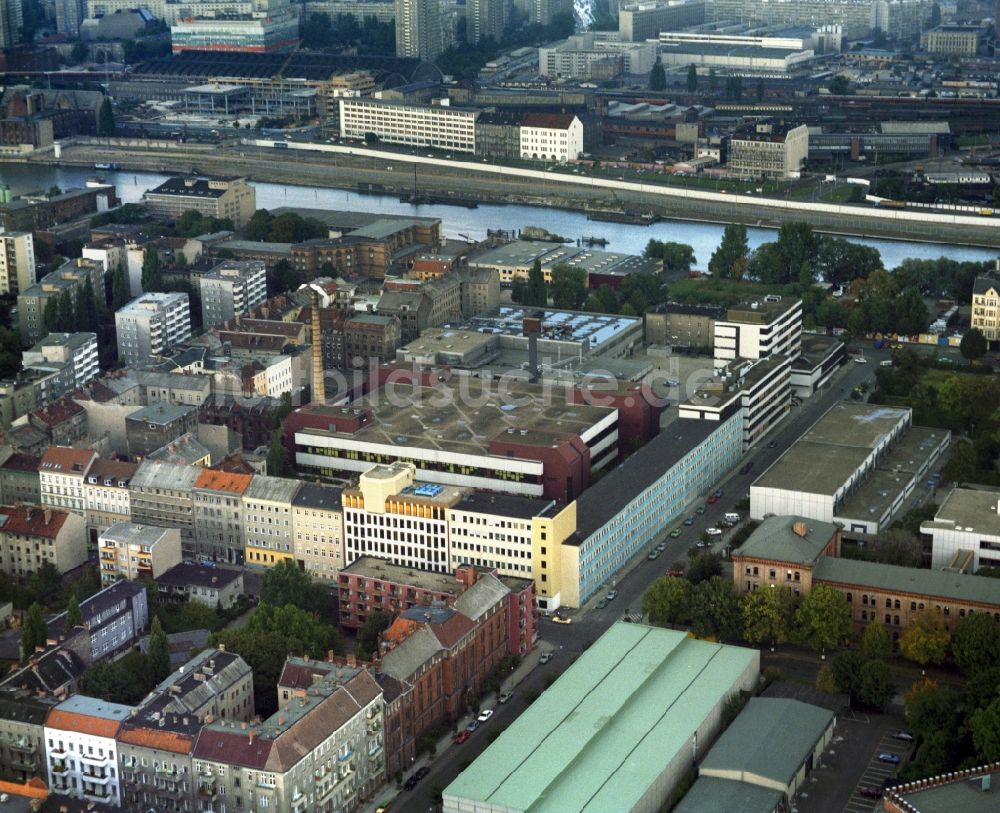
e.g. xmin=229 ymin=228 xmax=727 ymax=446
xmin=273 ymin=141 xmax=289 ymax=150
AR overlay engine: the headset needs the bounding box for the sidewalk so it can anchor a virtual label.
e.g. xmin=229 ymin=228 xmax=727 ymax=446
xmin=361 ymin=643 xmax=551 ymax=812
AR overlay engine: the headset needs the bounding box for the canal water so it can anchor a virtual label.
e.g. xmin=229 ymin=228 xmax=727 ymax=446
xmin=1 ymin=163 xmax=995 ymax=269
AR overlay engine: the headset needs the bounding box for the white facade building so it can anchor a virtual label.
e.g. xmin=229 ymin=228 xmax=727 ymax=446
xmin=39 ymin=447 xmax=98 ymax=516
xmin=339 ymin=98 xmax=478 ymax=153
xmin=97 ymin=522 xmax=182 ymax=583
xmin=252 ymin=354 xmax=295 ymax=396
xmin=45 ymin=695 xmax=133 ymax=806
xmin=0 ymin=231 xmax=36 ymax=296
xmin=199 ymin=259 xmax=267 ymax=328
xmin=520 ymin=113 xmax=585 ymax=162
xmin=714 ymin=296 xmax=803 ymax=365
xmin=115 ymin=292 xmax=192 ymax=367
xmin=922 ymin=487 xmax=1000 ymax=571
xmin=538 ymin=32 xmax=657 ymax=77
xmin=22 ymin=332 xmax=99 ymax=390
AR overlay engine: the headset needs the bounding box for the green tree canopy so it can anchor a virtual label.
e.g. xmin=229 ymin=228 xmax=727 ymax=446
xmin=649 ymin=58 xmax=666 ymax=91
xmin=857 ymin=659 xmax=896 ymax=709
xmin=525 ymin=259 xmax=547 ymax=307
xmin=97 ymin=98 xmax=116 ymax=136
xmin=549 ymin=264 xmax=588 ymax=310
xmin=357 ymin=610 xmax=393 ymax=660
xmin=141 ymin=247 xmax=162 ymax=292
xmin=960 ymin=327 xmax=988 ymax=362
xmin=260 ymin=559 xmax=332 ymax=620
xmin=686 ymin=551 xmax=722 ymax=585
xmin=794 ymin=584 xmax=852 ymax=653
xmin=689 ymin=576 xmax=740 ymax=639
xmin=740 ymin=585 xmax=795 ymax=647
xmin=64 ymin=593 xmax=83 ymax=629
xmin=147 ymin=615 xmax=171 ymax=684
xmin=952 ymin=612 xmax=1000 ymax=676
xmin=971 ymin=694 xmax=1000 ymax=763
xmin=899 ymin=607 xmax=950 ymax=667
xmin=828 ymin=75 xmax=850 ymax=95
xmin=685 ymin=64 xmax=698 ymax=92
xmin=642 ymin=576 xmax=692 ymax=627
xmin=860 ymin=618 xmax=893 ymax=660
xmin=21 ymin=603 xmax=47 ymax=663
xmin=708 ymin=224 xmax=748 ymax=279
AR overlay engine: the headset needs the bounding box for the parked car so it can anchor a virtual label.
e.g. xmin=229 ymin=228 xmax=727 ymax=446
xmin=606 ymin=590 xmax=619 ymax=601
xmin=696 ymin=540 xmax=711 ymax=548
xmin=683 ymin=516 xmax=696 ymax=526
xmin=499 ymin=690 xmax=513 ymax=704
xmin=713 ymin=489 xmax=723 ymax=498
xmin=878 ymin=752 xmax=901 ymax=764
xmin=656 ymin=542 xmax=667 ymax=553
xmin=666 ymin=567 xmax=684 ymax=578
xmin=466 ymin=720 xmax=480 ymax=732
xmin=415 ymin=767 xmax=429 ymax=780
xmin=854 ymin=356 xmax=868 ymax=363
xmin=696 ymin=505 xmax=707 ymax=514
xmin=552 ymin=614 xmax=571 ymax=625
xmin=707 ymin=494 xmax=718 ymax=504
xmin=706 ymin=527 xmax=723 ymax=537
xmin=647 ymin=550 xmax=660 ymax=560
xmin=596 ymin=598 xmax=607 ymax=609
xmin=892 ymin=731 xmax=914 ymax=742
xmin=858 ymin=786 xmax=882 ymax=798
xmin=669 ymin=528 xmax=682 ymax=538
xmin=454 ymin=731 xmax=471 ymax=744
xmin=740 ymin=462 xmax=754 ymax=475
xmin=477 ymin=709 xmax=494 ymax=723
xmin=539 ymin=652 xmax=553 ymax=664
xmin=767 ymin=440 xmax=778 ymax=448
xmin=403 ymin=776 xmax=419 ymax=790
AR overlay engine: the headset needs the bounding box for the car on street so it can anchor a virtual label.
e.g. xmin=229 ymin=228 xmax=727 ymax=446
xmin=740 ymin=462 xmax=754 ymax=475
xmin=938 ymin=356 xmax=953 ymax=364
xmin=596 ymin=598 xmax=607 ymax=609
xmin=683 ymin=516 xmax=696 ymax=526
xmin=552 ymin=614 xmax=571 ymax=625
xmin=656 ymin=542 xmax=666 ymax=553
xmin=415 ymin=767 xmax=429 ymax=780
xmin=669 ymin=528 xmax=682 ymax=538
xmin=647 ymin=550 xmax=660 ymax=560
xmin=854 ymin=356 xmax=868 ymax=363
xmin=466 ymin=720 xmax=480 ymax=732
xmin=477 ymin=709 xmax=494 ymax=723
xmin=706 ymin=527 xmax=723 ymax=536
xmin=892 ymin=731 xmax=914 ymax=742
xmin=539 ymin=652 xmax=553 ymax=664
xmin=454 ymin=730 xmax=471 ymax=744
xmin=858 ymin=786 xmax=882 ymax=799
xmin=666 ymin=567 xmax=684 ymax=578
xmin=403 ymin=776 xmax=419 ymax=790
xmin=696 ymin=540 xmax=711 ymax=548
xmin=707 ymin=494 xmax=718 ymax=504
xmin=499 ymin=690 xmax=513 ymax=704
xmin=665 ymin=378 xmax=680 ymax=387
xmin=696 ymin=505 xmax=707 ymax=514
xmin=767 ymin=440 xmax=778 ymax=448
xmin=606 ymin=590 xmax=619 ymax=601
xmin=878 ymin=752 xmax=901 ymax=764
xmin=713 ymin=489 xmax=723 ymax=498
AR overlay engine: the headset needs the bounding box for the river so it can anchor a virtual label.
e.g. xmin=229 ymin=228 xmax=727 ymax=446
xmin=2 ymin=163 xmax=996 ymax=269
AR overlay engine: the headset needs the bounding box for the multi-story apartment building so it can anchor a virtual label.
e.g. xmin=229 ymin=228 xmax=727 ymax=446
xmin=0 ymin=0 xmax=23 ymax=49
xmin=142 ymin=176 xmax=256 ymax=229
xmin=394 ymin=0 xmax=442 ymax=60
xmin=156 ymin=561 xmax=245 ymax=608
xmin=291 ymin=482 xmax=344 ymax=581
xmin=971 ymin=271 xmax=1000 ymax=347
xmin=242 ymin=474 xmax=301 ymax=568
xmin=16 ymin=258 xmax=104 ymax=347
xmin=193 ymin=468 xmax=252 ymax=564
xmin=199 ymin=260 xmax=267 ymax=329
xmin=0 ymin=452 xmax=41 ymax=505
xmin=519 ymin=113 xmax=585 ymax=163
xmin=339 ymin=98 xmax=479 ymax=153
xmin=538 ymin=33 xmax=657 ymax=79
xmin=22 ymin=332 xmax=99 ymax=391
xmin=83 ymin=459 xmax=138 ymax=545
xmin=115 ymin=292 xmax=192 ymax=367
xmin=38 ymin=447 xmax=97 ymax=516
xmin=0 ymin=688 xmax=58 ymax=784
xmin=44 ymin=695 xmax=132 ymax=806
xmin=618 ymin=0 xmax=706 ymax=41
xmin=193 ymin=666 xmax=385 ymax=813
xmin=343 ymin=315 xmax=402 ymax=367
xmin=727 ymin=121 xmax=809 ymax=179
xmin=28 ymin=400 xmax=88 ymax=446
xmin=129 ymin=460 xmax=200 ymax=556
xmin=170 ymin=10 xmax=300 ymax=53
xmin=98 ymin=522 xmax=182 ymax=584
xmin=338 ymin=557 xmax=461 ymax=629
xmin=0 ymin=230 xmax=36 ymax=296
xmin=125 ymin=402 xmax=199 ymax=459
xmin=0 ymin=505 xmax=87 ymax=577
xmin=468 ymin=0 xmax=506 ymax=43
xmin=713 ymin=296 xmax=802 ymax=365
xmin=49 ymin=580 xmax=149 ymax=662
xmin=921 ymin=23 xmax=983 ymax=54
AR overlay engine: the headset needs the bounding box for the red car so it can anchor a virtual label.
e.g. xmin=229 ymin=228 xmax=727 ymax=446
xmin=858 ymin=786 xmax=881 ymax=799
xmin=707 ymin=494 xmax=718 ymax=504
xmin=454 ymin=731 xmax=471 ymax=744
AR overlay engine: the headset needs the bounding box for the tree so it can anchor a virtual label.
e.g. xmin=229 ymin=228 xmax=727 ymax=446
xmin=740 ymin=585 xmax=794 ymax=648
xmin=42 ymin=294 xmax=60 ymax=335
xmin=649 ymin=58 xmax=666 ymax=91
xmin=549 ymin=264 xmax=588 ymax=310
xmin=868 ymin=529 xmax=924 ymax=567
xmin=858 ymin=659 xmax=896 ymax=709
xmin=708 ymin=68 xmax=717 ymax=91
xmin=708 ymin=224 xmax=748 ymax=279
xmin=686 ymin=551 xmax=722 ymax=585
xmin=21 ymin=603 xmax=47 ymax=663
xmin=971 ymin=695 xmax=1000 ymax=763
xmin=147 ymin=616 xmax=170 ymax=684
xmin=244 ymin=209 xmax=275 ymax=241
xmin=830 ymin=650 xmax=865 ymax=698
xmin=689 ymin=577 xmax=740 ymax=639
xmin=266 ymin=430 xmax=292 ymax=477
xmin=659 ymin=241 xmax=696 ymax=274
xmin=141 ymin=247 xmax=162 ymax=292
xmin=65 ymin=593 xmax=83 ymax=629
xmin=525 ymin=259 xmax=547 ymax=307
xmin=642 ymin=577 xmax=692 ymax=627
xmin=357 ymin=610 xmax=393 ymax=660
xmin=111 ymin=264 xmax=131 ymax=309
xmin=895 ymin=287 xmax=930 ymax=335
xmin=97 ymin=98 xmax=116 ymax=137
xmin=71 ymin=40 xmax=88 ymax=63
xmin=794 ymin=584 xmax=852 ymax=654
xmin=943 ymin=440 xmax=979 ymax=484
xmin=861 ymin=618 xmax=893 ymax=660
xmin=960 ymin=327 xmax=988 ymax=362
xmin=364 ymin=132 xmax=380 ymax=146
xmin=952 ymin=613 xmax=1000 ymax=676
xmin=828 ymin=74 xmax=850 ymax=95
xmin=79 ymin=650 xmax=152 ymax=704
xmin=685 ymin=63 xmax=698 ymax=93
xmin=899 ymin=607 xmax=950 ymax=668
xmin=260 ymin=559 xmax=331 ymax=620
xmin=57 ymin=290 xmax=74 ymax=332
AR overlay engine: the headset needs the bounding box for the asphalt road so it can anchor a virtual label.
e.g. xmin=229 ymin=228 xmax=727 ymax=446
xmin=387 ymin=354 xmax=882 ymax=813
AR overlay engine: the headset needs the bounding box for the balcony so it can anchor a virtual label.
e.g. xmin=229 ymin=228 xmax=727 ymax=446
xmin=156 ymin=764 xmax=179 ymax=777
xmin=50 ymin=761 xmax=69 ymax=775
xmin=80 ymin=769 xmax=113 ymax=784
xmin=337 ymin=748 xmax=353 ymax=762
xmin=80 ymin=753 xmax=113 ymax=768
xmin=83 ymin=787 xmax=113 ymax=803
xmin=197 ymin=782 xmax=218 ymax=800
xmin=10 ymin=736 xmax=36 ymax=754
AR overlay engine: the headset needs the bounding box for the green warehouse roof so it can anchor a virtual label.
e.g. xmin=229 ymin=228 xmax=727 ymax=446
xmin=698 ymin=697 xmax=834 ymax=787
xmin=673 ymin=776 xmax=784 ymax=813
xmin=443 ymin=623 xmax=759 ymax=813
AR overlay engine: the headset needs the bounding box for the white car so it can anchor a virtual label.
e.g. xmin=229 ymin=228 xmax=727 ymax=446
xmin=853 ymin=356 xmax=868 ymax=363
xmin=477 ymin=709 xmax=494 ymax=723
xmin=706 ymin=527 xmax=723 ymax=537
xmin=539 ymin=652 xmax=553 ymax=664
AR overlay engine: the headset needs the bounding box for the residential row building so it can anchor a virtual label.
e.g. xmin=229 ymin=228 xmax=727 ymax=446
xmin=21 ymin=332 xmax=99 ymax=394
xmin=0 ymin=504 xmax=87 ymax=577
xmin=97 ymin=521 xmax=182 ymax=584
xmin=970 ymin=270 xmax=1000 ymax=348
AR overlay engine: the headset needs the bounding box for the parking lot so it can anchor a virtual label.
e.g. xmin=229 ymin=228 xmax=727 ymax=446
xmin=842 ymin=728 xmax=913 ymax=813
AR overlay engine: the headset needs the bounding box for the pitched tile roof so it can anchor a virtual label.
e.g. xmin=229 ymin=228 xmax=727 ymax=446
xmin=38 ymin=446 xmax=96 ymax=475
xmin=0 ymin=505 xmax=70 ymax=539
xmin=46 ymin=696 xmax=132 ymax=738
xmin=193 ymin=468 xmax=253 ymax=494
xmin=30 ymin=399 xmax=85 ymax=428
xmin=522 ymin=112 xmax=577 ymax=129
xmin=454 ymin=573 xmax=509 ymax=621
xmin=0 ymin=453 xmax=40 ymax=473
xmin=118 ymin=725 xmax=197 ymax=754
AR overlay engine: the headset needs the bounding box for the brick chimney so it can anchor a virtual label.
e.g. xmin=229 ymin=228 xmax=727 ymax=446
xmin=792 ymin=521 xmax=808 ymax=537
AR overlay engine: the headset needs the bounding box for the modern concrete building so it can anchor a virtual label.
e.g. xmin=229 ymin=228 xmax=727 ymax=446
xmin=882 ymin=764 xmax=1000 ymax=812
xmin=658 ymin=41 xmax=816 ymax=73
xmin=156 ymin=561 xmax=245 ymax=607
xmin=339 ymin=98 xmax=479 ymax=153
xmin=676 ymin=698 xmax=836 ymax=813
xmin=48 ymin=579 xmax=149 ymax=661
xmin=619 ymin=0 xmax=706 ymax=41
xmin=38 ymin=446 xmax=97 ymax=516
xmin=16 ymin=258 xmax=104 ymax=347
xmin=242 ymin=474 xmax=301 ymax=568
xmin=538 ymin=33 xmax=658 ymax=78
xmin=971 ymin=271 xmax=1000 ymax=347
xmin=921 ymin=23 xmax=983 ymax=54
xmin=0 ymin=231 xmax=35 ymax=296
xmin=713 ymin=296 xmax=802 ymax=366
xmin=291 ymin=482 xmax=344 ymax=581
xmin=750 ymin=401 xmax=949 ymax=536
xmin=443 ymin=623 xmax=760 ymax=813
xmin=21 ymin=332 xmax=98 ymax=391
xmin=394 ymin=0 xmax=442 ymax=59
xmin=706 ymin=0 xmax=930 ymax=39
xmin=97 ymin=521 xmax=182 ymax=584
xmin=170 ymin=10 xmax=300 ymax=53
xmin=115 ymin=292 xmax=192 ymax=367
xmin=198 ymin=259 xmax=267 ymax=328
xmin=519 ymin=113 xmax=585 ymax=162
xmin=142 ymin=176 xmax=256 ymax=229
xmin=44 ymin=696 xmax=131 ymax=806
xmin=727 ymin=121 xmax=809 ymax=179
xmin=922 ymin=486 xmax=1000 ymax=571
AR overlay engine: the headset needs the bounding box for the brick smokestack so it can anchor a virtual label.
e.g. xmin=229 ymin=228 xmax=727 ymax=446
xmin=310 ymin=288 xmax=325 ymax=403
